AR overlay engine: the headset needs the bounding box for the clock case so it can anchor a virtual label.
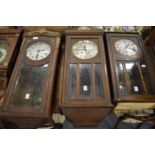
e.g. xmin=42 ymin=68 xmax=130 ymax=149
xmin=0 ymin=31 xmax=61 ymax=128
xmin=60 ymin=30 xmax=113 ymax=127
xmin=105 ymin=32 xmax=155 ymax=103
xmin=0 ymin=29 xmax=22 ymax=104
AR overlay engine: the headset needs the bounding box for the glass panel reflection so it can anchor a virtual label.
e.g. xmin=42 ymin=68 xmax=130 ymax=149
xmin=125 ymin=62 xmax=144 ymax=95
xmin=80 ymin=64 xmax=92 ymax=99
xmin=140 ymin=62 xmax=155 ymax=95
xmin=117 ymin=62 xmax=128 ymax=96
xmin=10 ymin=63 xmax=48 ymax=108
xmin=95 ymin=64 xmax=104 ymax=98
xmin=68 ymin=64 xmax=77 ymax=99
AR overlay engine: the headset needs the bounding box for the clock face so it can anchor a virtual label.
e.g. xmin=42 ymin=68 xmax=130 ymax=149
xmin=26 ymin=41 xmax=51 ymax=61
xmin=0 ymin=48 xmax=7 ymax=62
xmin=72 ymin=40 xmax=98 ymax=59
xmin=115 ymin=39 xmax=138 ymax=56
xmin=0 ymin=40 xmax=9 ymax=62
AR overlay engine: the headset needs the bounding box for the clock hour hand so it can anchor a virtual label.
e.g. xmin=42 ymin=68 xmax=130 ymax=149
xmin=127 ymin=47 xmax=136 ymax=52
xmin=124 ymin=44 xmax=129 ymax=49
xmin=36 ymin=49 xmax=47 ymax=59
xmin=36 ymin=49 xmax=41 ymax=60
xmin=36 ymin=53 xmax=39 ymax=60
xmin=83 ymin=44 xmax=87 ymax=51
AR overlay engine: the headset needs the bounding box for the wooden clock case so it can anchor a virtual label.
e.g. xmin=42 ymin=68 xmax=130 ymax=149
xmin=60 ymin=30 xmax=113 ymax=127
xmin=105 ymin=32 xmax=155 ymax=105
xmin=0 ymin=30 xmax=61 ymax=128
xmin=0 ymin=29 xmax=22 ymax=105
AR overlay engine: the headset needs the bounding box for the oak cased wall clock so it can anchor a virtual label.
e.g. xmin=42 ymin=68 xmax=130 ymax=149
xmin=0 ymin=29 xmax=22 ymax=105
xmin=61 ymin=30 xmax=112 ymax=127
xmin=0 ymin=30 xmax=61 ymax=128
xmin=106 ymin=33 xmax=155 ymax=105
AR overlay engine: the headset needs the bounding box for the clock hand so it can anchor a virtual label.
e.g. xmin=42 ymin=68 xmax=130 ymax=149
xmin=84 ymin=44 xmax=87 ymax=51
xmin=125 ymin=44 xmax=129 ymax=49
xmin=36 ymin=49 xmax=41 ymax=59
xmin=39 ymin=49 xmax=46 ymax=51
xmin=127 ymin=47 xmax=135 ymax=52
xmin=132 ymin=47 xmax=136 ymax=51
xmin=36 ymin=53 xmax=39 ymax=59
xmin=82 ymin=42 xmax=86 ymax=51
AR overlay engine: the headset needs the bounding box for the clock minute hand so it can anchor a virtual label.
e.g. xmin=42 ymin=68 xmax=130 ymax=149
xmin=36 ymin=49 xmax=47 ymax=59
xmin=36 ymin=53 xmax=39 ymax=60
xmin=36 ymin=49 xmax=41 ymax=60
xmin=83 ymin=44 xmax=87 ymax=51
xmin=124 ymin=44 xmax=129 ymax=49
xmin=38 ymin=49 xmax=46 ymax=52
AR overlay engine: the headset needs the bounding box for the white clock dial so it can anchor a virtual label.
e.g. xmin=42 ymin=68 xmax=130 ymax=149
xmin=72 ymin=40 xmax=98 ymax=59
xmin=115 ymin=39 xmax=138 ymax=56
xmin=0 ymin=48 xmax=7 ymax=62
xmin=26 ymin=42 xmax=51 ymax=61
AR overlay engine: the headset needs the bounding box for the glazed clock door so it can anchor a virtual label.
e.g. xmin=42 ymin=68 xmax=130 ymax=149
xmin=0 ymin=29 xmax=22 ymax=104
xmin=0 ymin=39 xmax=9 ymax=96
xmin=67 ymin=39 xmax=105 ymax=102
xmin=9 ymin=41 xmax=51 ymax=109
xmin=61 ymin=30 xmax=112 ymax=127
xmin=0 ymin=31 xmax=61 ymax=128
xmin=106 ymin=33 xmax=155 ymax=102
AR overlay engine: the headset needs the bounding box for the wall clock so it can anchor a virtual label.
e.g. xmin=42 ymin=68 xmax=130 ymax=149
xmin=0 ymin=30 xmax=61 ymax=128
xmin=106 ymin=33 xmax=155 ymax=104
xmin=0 ymin=29 xmax=22 ymax=106
xmin=60 ymin=29 xmax=112 ymax=127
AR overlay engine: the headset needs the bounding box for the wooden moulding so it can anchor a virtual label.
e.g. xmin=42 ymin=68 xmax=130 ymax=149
xmin=0 ymin=29 xmax=22 ymax=36
xmin=115 ymin=102 xmax=155 ymax=110
xmin=64 ymin=29 xmax=104 ymax=35
xmin=23 ymin=26 xmax=69 ymax=33
xmin=0 ymin=116 xmax=54 ymax=129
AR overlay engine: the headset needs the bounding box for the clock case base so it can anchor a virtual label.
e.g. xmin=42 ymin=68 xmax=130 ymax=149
xmin=0 ymin=115 xmax=53 ymax=129
xmin=62 ymin=106 xmax=113 ymax=127
xmin=0 ymin=107 xmax=54 ymax=128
